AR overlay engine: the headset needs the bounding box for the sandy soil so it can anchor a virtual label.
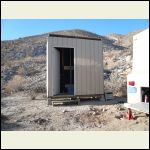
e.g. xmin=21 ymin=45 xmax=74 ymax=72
xmin=1 ymin=92 xmax=149 ymax=131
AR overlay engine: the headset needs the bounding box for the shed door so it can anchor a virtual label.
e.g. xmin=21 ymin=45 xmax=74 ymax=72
xmin=52 ymin=49 xmax=60 ymax=95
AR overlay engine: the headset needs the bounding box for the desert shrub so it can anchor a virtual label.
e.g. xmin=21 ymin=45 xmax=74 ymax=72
xmin=17 ymin=66 xmax=25 ymax=76
xmin=33 ymin=85 xmax=46 ymax=93
xmin=5 ymin=61 xmax=12 ymax=68
xmin=25 ymin=67 xmax=40 ymax=76
xmin=30 ymin=91 xmax=36 ymax=100
xmin=5 ymin=75 xmax=25 ymax=94
xmin=115 ymin=85 xmax=127 ymax=97
xmin=1 ymin=113 xmax=8 ymax=120
xmin=29 ymin=85 xmax=46 ymax=100
xmin=104 ymin=72 xmax=127 ymax=97
xmin=26 ymin=48 xmax=33 ymax=57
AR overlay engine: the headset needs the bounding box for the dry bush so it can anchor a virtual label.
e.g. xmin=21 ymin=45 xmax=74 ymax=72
xmin=115 ymin=85 xmax=127 ymax=97
xmin=1 ymin=113 xmax=8 ymax=120
xmin=33 ymin=86 xmax=46 ymax=93
xmin=26 ymin=67 xmax=40 ymax=76
xmin=5 ymin=75 xmax=25 ymax=94
xmin=29 ymin=86 xmax=46 ymax=100
xmin=30 ymin=91 xmax=36 ymax=100
xmin=33 ymin=55 xmax=46 ymax=62
xmin=17 ymin=66 xmax=25 ymax=76
xmin=106 ymin=82 xmax=127 ymax=97
xmin=104 ymin=72 xmax=127 ymax=97
xmin=24 ymin=56 xmax=32 ymax=61
xmin=5 ymin=61 xmax=12 ymax=68
xmin=26 ymin=49 xmax=33 ymax=57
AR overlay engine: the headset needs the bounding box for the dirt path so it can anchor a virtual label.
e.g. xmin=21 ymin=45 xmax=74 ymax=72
xmin=1 ymin=92 xmax=149 ymax=131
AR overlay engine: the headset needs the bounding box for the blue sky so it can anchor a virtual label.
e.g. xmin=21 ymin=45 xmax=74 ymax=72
xmin=1 ymin=19 xmax=149 ymax=41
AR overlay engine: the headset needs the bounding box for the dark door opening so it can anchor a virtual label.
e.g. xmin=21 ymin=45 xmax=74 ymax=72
xmin=141 ymin=87 xmax=149 ymax=103
xmin=56 ymin=47 xmax=74 ymax=95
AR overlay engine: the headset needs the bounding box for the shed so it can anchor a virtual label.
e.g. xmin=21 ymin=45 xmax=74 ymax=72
xmin=46 ymin=29 xmax=104 ymax=98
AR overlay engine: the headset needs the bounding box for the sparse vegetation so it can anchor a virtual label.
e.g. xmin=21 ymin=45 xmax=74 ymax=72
xmin=1 ymin=29 xmax=143 ymax=97
xmin=25 ymin=66 xmax=40 ymax=76
xmin=4 ymin=60 xmax=12 ymax=68
xmin=17 ymin=66 xmax=25 ymax=76
xmin=5 ymin=75 xmax=25 ymax=94
xmin=29 ymin=86 xmax=46 ymax=100
xmin=105 ymin=81 xmax=127 ymax=97
xmin=33 ymin=86 xmax=46 ymax=93
xmin=1 ymin=113 xmax=8 ymax=120
xmin=1 ymin=29 xmax=149 ymax=132
xmin=1 ymin=93 xmax=149 ymax=131
xmin=30 ymin=91 xmax=36 ymax=100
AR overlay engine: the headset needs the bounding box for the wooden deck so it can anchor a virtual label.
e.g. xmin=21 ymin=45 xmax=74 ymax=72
xmin=124 ymin=102 xmax=149 ymax=114
xmin=51 ymin=98 xmax=80 ymax=106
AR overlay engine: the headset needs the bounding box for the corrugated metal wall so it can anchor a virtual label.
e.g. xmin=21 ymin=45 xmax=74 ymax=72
xmin=47 ymin=36 xmax=104 ymax=97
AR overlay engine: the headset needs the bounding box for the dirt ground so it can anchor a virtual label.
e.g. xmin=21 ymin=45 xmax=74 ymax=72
xmin=1 ymin=92 xmax=149 ymax=131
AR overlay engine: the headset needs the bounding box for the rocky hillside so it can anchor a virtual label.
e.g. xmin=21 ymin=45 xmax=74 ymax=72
xmin=1 ymin=29 xmax=144 ymax=97
xmin=106 ymin=29 xmax=143 ymax=49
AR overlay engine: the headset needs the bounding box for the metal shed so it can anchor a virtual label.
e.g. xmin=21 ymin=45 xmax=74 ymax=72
xmin=46 ymin=29 xmax=104 ymax=100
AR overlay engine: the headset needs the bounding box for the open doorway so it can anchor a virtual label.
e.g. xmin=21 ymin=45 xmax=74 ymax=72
xmin=141 ymin=87 xmax=149 ymax=102
xmin=55 ymin=47 xmax=74 ymax=95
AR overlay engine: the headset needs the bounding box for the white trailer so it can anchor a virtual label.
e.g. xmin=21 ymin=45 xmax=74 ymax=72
xmin=124 ymin=28 xmax=149 ymax=114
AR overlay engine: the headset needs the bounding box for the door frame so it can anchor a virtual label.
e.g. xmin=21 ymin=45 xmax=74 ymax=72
xmin=52 ymin=46 xmax=75 ymax=96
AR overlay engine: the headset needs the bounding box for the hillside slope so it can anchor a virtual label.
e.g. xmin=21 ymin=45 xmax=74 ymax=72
xmin=1 ymin=29 xmax=144 ymax=97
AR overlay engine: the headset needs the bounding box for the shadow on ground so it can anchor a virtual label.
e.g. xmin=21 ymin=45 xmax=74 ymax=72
xmin=1 ymin=114 xmax=24 ymax=131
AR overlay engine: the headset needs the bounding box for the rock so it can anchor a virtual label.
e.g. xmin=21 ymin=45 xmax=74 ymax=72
xmin=95 ymin=123 xmax=102 ymax=128
xmin=135 ymin=121 xmax=139 ymax=124
xmin=118 ymin=107 xmax=125 ymax=111
xmin=125 ymin=56 xmax=132 ymax=62
xmin=89 ymin=107 xmax=96 ymax=111
xmin=146 ymin=114 xmax=149 ymax=117
xmin=115 ymin=113 xmax=123 ymax=119
xmin=63 ymin=109 xmax=69 ymax=113
xmin=33 ymin=118 xmax=49 ymax=125
xmin=117 ymin=69 xmax=123 ymax=73
xmin=92 ymin=111 xmax=96 ymax=115
xmin=102 ymin=108 xmax=107 ymax=112
xmin=95 ymin=111 xmax=100 ymax=115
